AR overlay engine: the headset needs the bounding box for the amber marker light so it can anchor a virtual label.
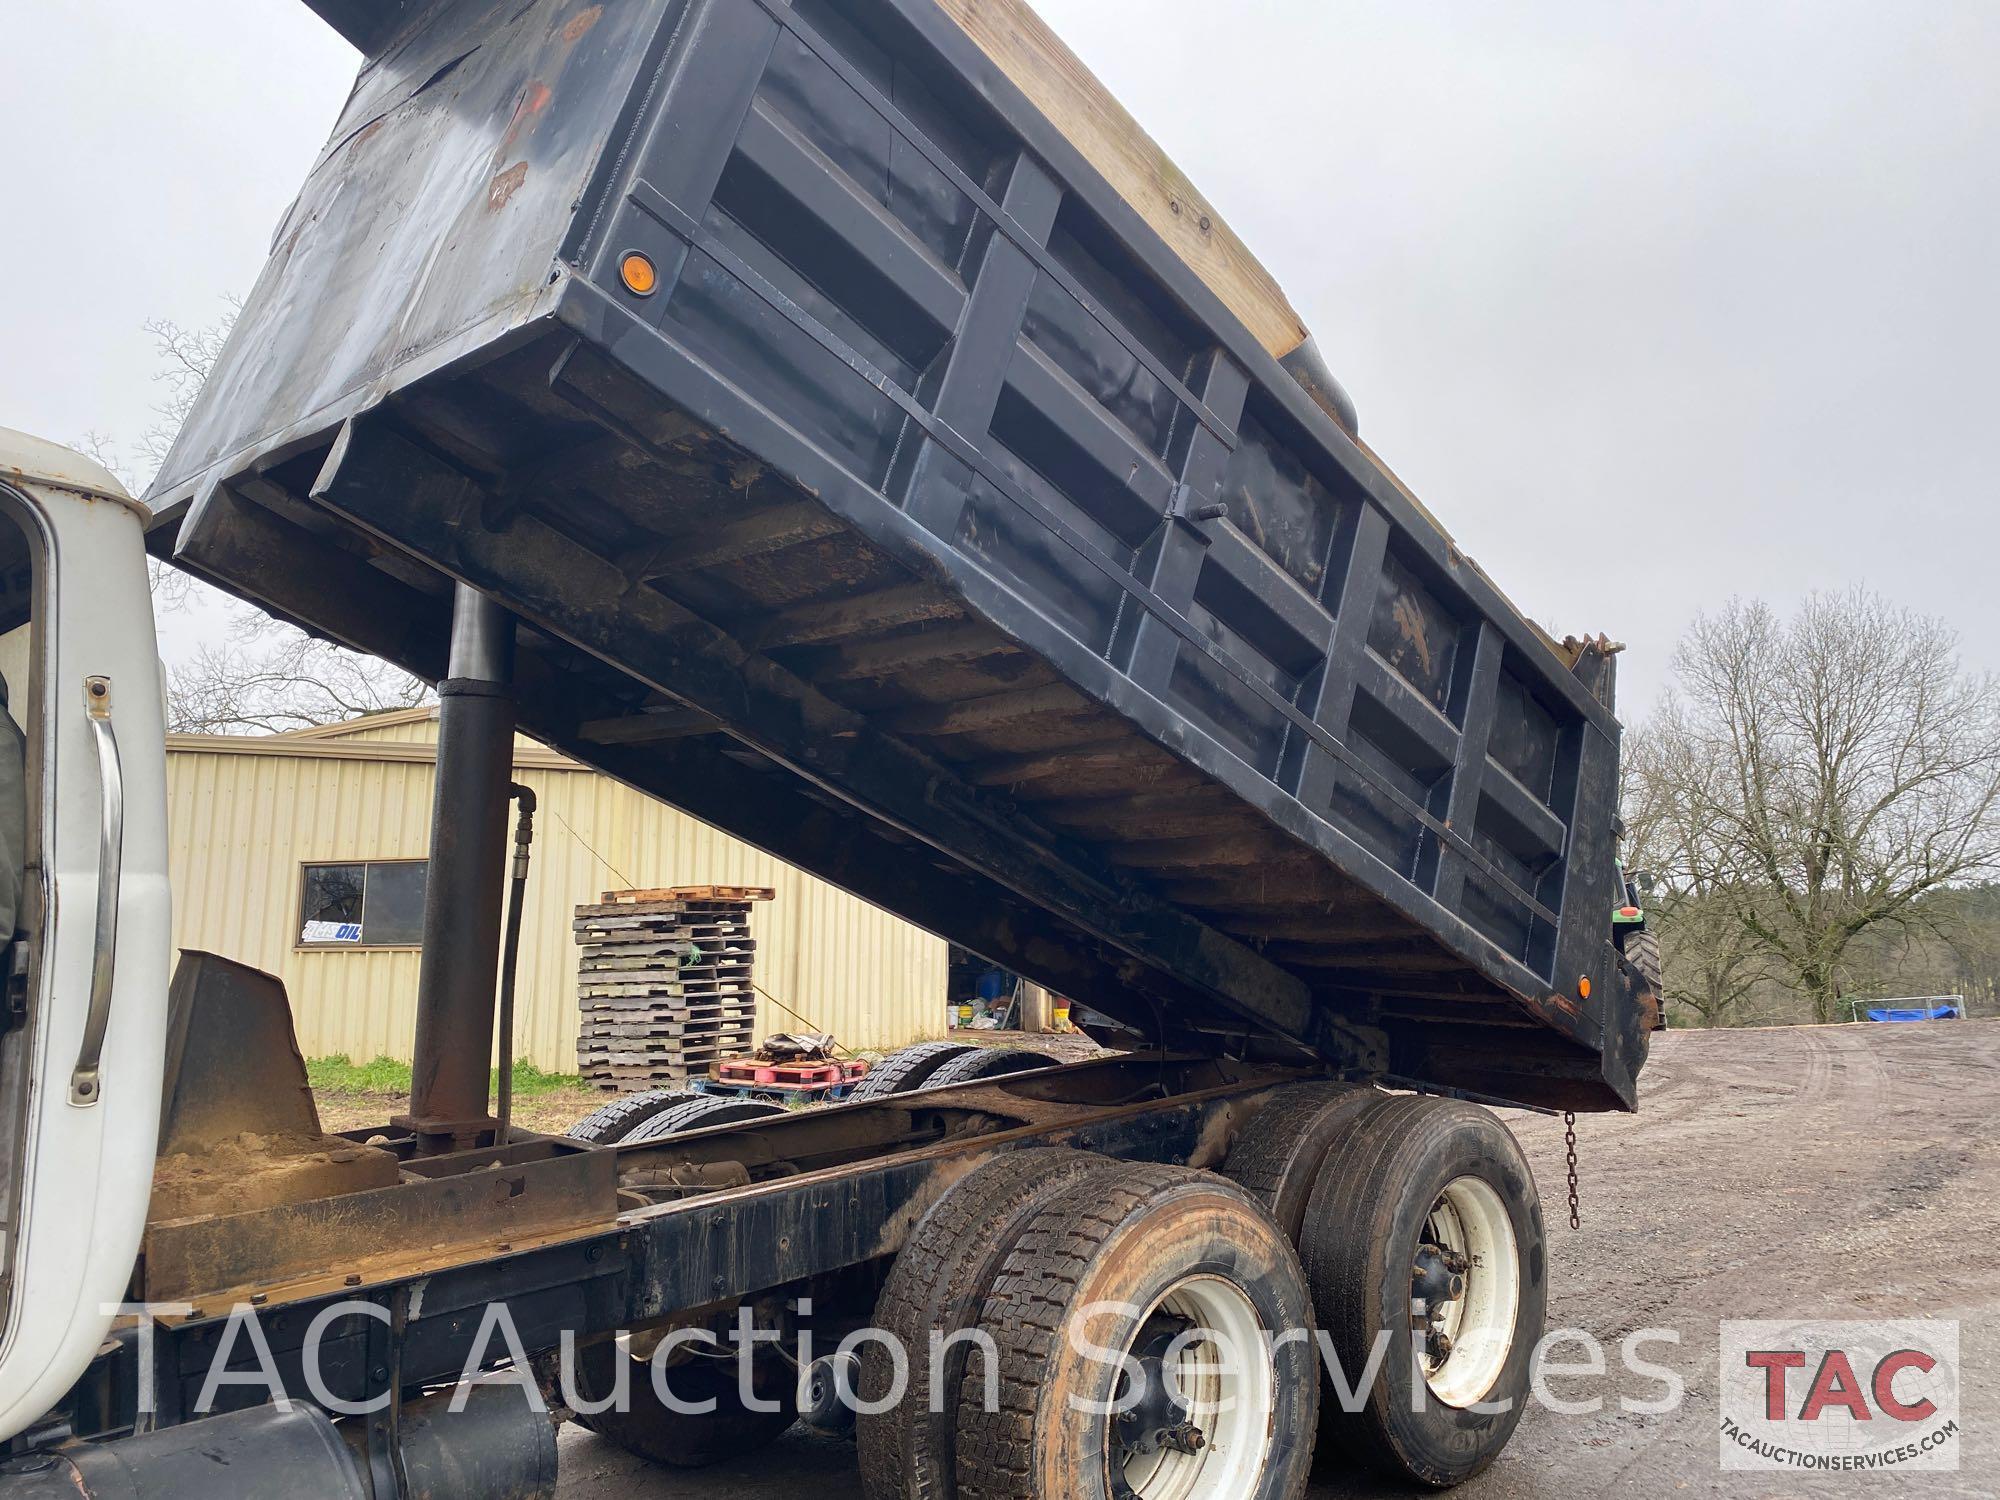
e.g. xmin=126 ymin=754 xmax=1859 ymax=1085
xmin=619 ymin=252 xmax=659 ymax=296
xmin=1578 ymin=976 xmax=1593 ymax=999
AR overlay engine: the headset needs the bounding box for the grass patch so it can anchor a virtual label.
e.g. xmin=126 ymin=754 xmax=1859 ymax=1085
xmin=305 ymin=1055 xmax=584 ymax=1098
xmin=304 ymin=1055 xmax=412 ymax=1095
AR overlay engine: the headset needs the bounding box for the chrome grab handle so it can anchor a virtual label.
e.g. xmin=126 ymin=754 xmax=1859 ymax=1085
xmin=70 ymin=676 xmax=121 ymax=1106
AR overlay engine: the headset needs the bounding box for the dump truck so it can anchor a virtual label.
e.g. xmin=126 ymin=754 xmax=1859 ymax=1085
xmin=0 ymin=1 xmax=1654 ymax=1496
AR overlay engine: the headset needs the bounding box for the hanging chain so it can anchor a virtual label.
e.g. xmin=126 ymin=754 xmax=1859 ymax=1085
xmin=1563 ymin=1111 xmax=1581 ymax=1230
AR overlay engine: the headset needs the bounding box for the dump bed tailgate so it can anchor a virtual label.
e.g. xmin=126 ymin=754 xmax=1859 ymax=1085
xmin=149 ymin=0 xmax=1649 ymax=1109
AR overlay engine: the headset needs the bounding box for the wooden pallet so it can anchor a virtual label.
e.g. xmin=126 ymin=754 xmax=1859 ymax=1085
xmin=579 ymin=1033 xmax=751 ymax=1054
xmin=573 ymin=919 xmax=754 ymax=940
xmin=715 ymin=1057 xmax=866 ymax=1088
xmin=585 ymin=1033 xmax=757 ymax=1053
xmin=579 ymin=952 xmax=754 ymax=972
xmin=598 ymin=885 xmax=776 ymax=904
xmin=579 ymin=986 xmax=755 ymax=1006
xmin=578 ymin=958 xmax=755 ymax=977
xmin=580 ymin=1003 xmax=756 ymax=1026
xmin=575 ymin=888 xmax=767 ymax=1089
xmin=578 ymin=1036 xmax=750 ymax=1060
xmin=578 ymin=990 xmax=756 ymax=1008
xmin=579 ymin=1014 xmax=757 ymax=1035
xmin=577 ymin=995 xmax=757 ymax=1017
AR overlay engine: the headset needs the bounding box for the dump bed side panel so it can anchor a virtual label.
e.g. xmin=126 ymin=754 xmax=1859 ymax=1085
xmin=152 ymin=0 xmax=1647 ymax=1110
xmin=154 ymin=0 xmax=673 ymax=508
xmin=558 ymin=0 xmax=1623 ymax=993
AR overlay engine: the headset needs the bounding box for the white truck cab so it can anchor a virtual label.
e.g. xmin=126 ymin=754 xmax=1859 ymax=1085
xmin=0 ymin=432 xmax=170 ymax=1444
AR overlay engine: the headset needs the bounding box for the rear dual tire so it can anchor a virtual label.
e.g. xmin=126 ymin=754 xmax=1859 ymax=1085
xmin=577 ymin=1084 xmax=1544 ymax=1492
xmin=1226 ymin=1087 xmax=1545 ymax=1489
xmin=857 ymin=1148 xmax=1125 ymax=1499
xmin=858 ymin=1155 xmax=1317 ymax=1500
xmin=1301 ymin=1096 xmax=1544 ymax=1487
xmin=568 ymin=1090 xmax=786 ymax=1145
xmin=952 ymin=1168 xmax=1318 ymax=1500
xmin=1220 ymin=1081 xmax=1373 ymax=1240
xmin=849 ymin=1042 xmax=1066 ymax=1105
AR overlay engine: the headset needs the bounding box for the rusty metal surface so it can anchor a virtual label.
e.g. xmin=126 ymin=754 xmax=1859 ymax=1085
xmin=140 ymin=1136 xmax=617 ymax=1306
xmin=111 ymin=1070 xmax=1284 ymax=1435
xmin=157 ymin=952 xmax=323 ymax=1153
xmin=150 ymin=952 xmax=403 ymax=1221
xmin=143 ymin=1055 xmax=1259 ymax=1318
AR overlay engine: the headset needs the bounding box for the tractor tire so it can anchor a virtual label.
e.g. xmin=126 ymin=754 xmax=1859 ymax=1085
xmin=1624 ymin=928 xmax=1665 ymax=1028
xmin=848 ymin=1042 xmax=978 ymax=1103
xmin=1300 ymin=1095 xmax=1546 ymax=1487
xmin=954 ymin=1166 xmax=1318 ymax=1500
xmin=1625 ymin=928 xmax=1662 ymax=990
xmin=856 ymin=1148 xmax=1122 ymax=1500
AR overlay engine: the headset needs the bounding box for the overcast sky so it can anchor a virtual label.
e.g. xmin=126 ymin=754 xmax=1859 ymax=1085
xmin=3 ymin=0 xmax=1995 ymax=713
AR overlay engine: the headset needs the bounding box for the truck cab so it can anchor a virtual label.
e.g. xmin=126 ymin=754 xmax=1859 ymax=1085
xmin=0 ymin=433 xmax=170 ymax=1443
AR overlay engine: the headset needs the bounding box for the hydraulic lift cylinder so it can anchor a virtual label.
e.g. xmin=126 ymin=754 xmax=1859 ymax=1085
xmin=403 ymin=585 xmax=517 ymax=1149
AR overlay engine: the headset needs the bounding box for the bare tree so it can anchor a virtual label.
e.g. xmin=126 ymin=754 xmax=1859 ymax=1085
xmin=138 ymin=305 xmax=238 ymax=476
xmin=1631 ymin=591 xmax=2000 ymax=1023
xmin=1623 ymin=717 xmax=1769 ymax=1025
xmin=89 ymin=303 xmax=431 ymax=733
xmin=167 ymin=630 xmax=430 ymax=735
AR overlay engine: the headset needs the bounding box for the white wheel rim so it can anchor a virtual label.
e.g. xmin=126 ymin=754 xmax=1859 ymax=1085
xmin=1419 ymin=1175 xmax=1521 ymax=1408
xmin=1111 ymin=1274 xmax=1276 ymax=1500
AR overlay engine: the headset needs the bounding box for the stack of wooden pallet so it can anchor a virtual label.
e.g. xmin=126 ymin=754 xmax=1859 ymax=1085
xmin=575 ymin=886 xmax=773 ymax=1091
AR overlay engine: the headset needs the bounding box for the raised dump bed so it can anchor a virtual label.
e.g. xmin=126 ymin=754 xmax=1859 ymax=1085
xmin=148 ymin=0 xmax=1649 ymax=1109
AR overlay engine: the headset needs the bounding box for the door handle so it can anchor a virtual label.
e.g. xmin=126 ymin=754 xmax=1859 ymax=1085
xmin=70 ymin=676 xmax=121 ymax=1106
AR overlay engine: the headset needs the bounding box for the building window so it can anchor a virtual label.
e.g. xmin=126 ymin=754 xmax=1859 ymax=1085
xmin=299 ymin=860 xmax=428 ymax=948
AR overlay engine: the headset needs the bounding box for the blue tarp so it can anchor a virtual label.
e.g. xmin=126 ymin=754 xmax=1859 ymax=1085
xmin=1866 ymin=1005 xmax=1962 ymax=1023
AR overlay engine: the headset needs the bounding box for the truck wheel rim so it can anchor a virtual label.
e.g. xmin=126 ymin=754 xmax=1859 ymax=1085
xmin=1107 ymin=1274 xmax=1275 ymax=1500
xmin=1418 ymin=1175 xmax=1521 ymax=1408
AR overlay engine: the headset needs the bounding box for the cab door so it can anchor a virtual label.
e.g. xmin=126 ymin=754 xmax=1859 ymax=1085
xmin=0 ymin=433 xmax=172 ymax=1441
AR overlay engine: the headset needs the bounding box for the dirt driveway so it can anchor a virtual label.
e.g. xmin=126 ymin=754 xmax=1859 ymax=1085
xmin=557 ymin=1022 xmax=2000 ymax=1497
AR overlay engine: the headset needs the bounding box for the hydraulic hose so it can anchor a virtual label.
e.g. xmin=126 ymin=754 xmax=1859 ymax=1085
xmin=495 ymin=783 xmax=537 ymax=1144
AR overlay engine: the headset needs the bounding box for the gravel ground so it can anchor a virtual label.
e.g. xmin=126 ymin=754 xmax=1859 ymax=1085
xmin=547 ymin=1021 xmax=1999 ymax=1497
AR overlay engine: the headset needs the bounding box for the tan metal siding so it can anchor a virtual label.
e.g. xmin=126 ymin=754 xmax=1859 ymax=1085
xmin=284 ymin=709 xmax=445 ymax=747
xmin=322 ymin=719 xmax=438 ymax=746
xmin=165 ymin=739 xmax=946 ymax=1072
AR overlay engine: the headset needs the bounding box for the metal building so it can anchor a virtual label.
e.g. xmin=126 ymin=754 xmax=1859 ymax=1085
xmin=164 ymin=709 xmax=948 ymax=1071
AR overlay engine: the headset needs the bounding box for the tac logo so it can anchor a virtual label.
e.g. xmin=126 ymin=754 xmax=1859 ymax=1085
xmin=1719 ymin=1320 xmax=1960 ymax=1472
